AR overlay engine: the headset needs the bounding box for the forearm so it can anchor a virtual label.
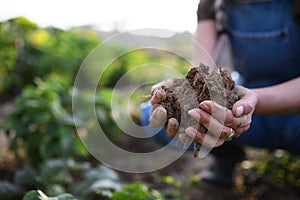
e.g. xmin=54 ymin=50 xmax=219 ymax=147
xmin=193 ymin=20 xmax=217 ymax=65
xmin=253 ymin=77 xmax=300 ymax=115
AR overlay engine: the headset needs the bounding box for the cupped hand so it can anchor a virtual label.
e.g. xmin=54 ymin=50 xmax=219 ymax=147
xmin=149 ymin=79 xmax=180 ymax=138
xmin=185 ymin=86 xmax=258 ymax=148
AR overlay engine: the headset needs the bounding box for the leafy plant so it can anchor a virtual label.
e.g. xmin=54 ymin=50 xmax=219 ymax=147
xmin=0 ymin=75 xmax=87 ymax=165
xmin=101 ymin=182 xmax=163 ymax=200
xmin=0 ymin=17 xmax=99 ymax=98
xmin=0 ymin=17 xmax=38 ymax=96
xmin=2 ymin=158 xmax=124 ymax=200
xmin=23 ymin=190 xmax=76 ymax=200
xmin=237 ymin=149 xmax=300 ymax=198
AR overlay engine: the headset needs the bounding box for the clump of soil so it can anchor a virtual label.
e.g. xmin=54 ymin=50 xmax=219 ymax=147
xmin=158 ymin=63 xmax=239 ymax=155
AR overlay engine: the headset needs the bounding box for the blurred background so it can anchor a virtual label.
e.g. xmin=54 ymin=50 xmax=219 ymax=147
xmin=0 ymin=0 xmax=198 ymax=32
xmin=1 ymin=1 xmax=300 ymax=200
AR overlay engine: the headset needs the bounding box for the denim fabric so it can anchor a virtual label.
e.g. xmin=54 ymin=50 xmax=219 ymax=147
xmin=226 ymin=0 xmax=300 ymax=83
xmin=140 ymin=0 xmax=300 ymax=155
xmin=226 ymin=0 xmax=300 ymax=155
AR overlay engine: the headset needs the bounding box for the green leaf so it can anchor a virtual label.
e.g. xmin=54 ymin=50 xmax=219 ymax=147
xmin=23 ymin=190 xmax=77 ymax=200
xmin=111 ymin=182 xmax=155 ymax=200
xmin=23 ymin=190 xmax=48 ymax=200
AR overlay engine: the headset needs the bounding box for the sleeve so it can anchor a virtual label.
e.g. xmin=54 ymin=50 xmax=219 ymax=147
xmin=197 ymin=0 xmax=215 ymax=22
xmin=292 ymin=0 xmax=300 ymax=24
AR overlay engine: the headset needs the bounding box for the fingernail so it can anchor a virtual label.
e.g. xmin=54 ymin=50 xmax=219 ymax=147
xmin=166 ymin=118 xmax=179 ymax=138
xmin=236 ymin=106 xmax=244 ymax=117
xmin=188 ymin=109 xmax=200 ymax=121
xmin=149 ymin=106 xmax=167 ymax=127
xmin=153 ymin=90 xmax=161 ymax=98
xmin=199 ymin=101 xmax=210 ymax=111
xmin=156 ymin=90 xmax=166 ymax=101
xmin=185 ymin=127 xmax=197 ymax=138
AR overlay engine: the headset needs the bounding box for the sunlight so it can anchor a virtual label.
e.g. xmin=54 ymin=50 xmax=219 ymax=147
xmin=0 ymin=0 xmax=199 ymax=32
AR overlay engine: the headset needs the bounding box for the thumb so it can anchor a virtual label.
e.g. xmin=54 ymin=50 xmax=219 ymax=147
xmin=233 ymin=102 xmax=245 ymax=117
xmin=232 ymin=89 xmax=257 ymax=117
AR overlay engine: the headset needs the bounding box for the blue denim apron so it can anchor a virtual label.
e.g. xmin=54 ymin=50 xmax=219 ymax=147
xmin=141 ymin=0 xmax=300 ymax=154
xmin=226 ymin=0 xmax=300 ymax=84
xmin=226 ymin=0 xmax=300 ymax=154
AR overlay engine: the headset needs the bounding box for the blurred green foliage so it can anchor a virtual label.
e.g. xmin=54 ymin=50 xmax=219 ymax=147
xmin=0 ymin=17 xmax=191 ymax=99
xmin=102 ymin=182 xmax=163 ymax=200
xmin=3 ymin=158 xmax=122 ymax=199
xmin=0 ymin=16 xmax=192 ymax=200
xmin=237 ymin=149 xmax=300 ymax=198
xmin=1 ymin=75 xmax=88 ymax=165
xmin=23 ymin=190 xmax=76 ymax=200
xmin=0 ymin=16 xmax=191 ymax=166
xmin=100 ymin=49 xmax=189 ymax=88
xmin=1 ymin=16 xmax=300 ymax=200
xmin=0 ymin=17 xmax=120 ymax=167
xmin=0 ymin=17 xmax=36 ymax=96
xmin=0 ymin=17 xmax=99 ymax=98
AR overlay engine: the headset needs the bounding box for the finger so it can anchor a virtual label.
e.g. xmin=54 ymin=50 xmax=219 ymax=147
xmin=203 ymin=107 xmax=250 ymax=137
xmin=188 ymin=108 xmax=232 ymax=139
xmin=233 ymin=86 xmax=257 ymax=117
xmin=233 ymin=101 xmax=255 ymax=118
xmin=202 ymin=136 xmax=224 ymax=148
xmin=199 ymin=101 xmax=248 ymax=131
xmin=178 ymin=133 xmax=193 ymax=145
xmin=236 ymin=114 xmax=252 ymax=128
xmin=192 ymin=105 xmax=251 ymax=139
xmin=185 ymin=127 xmax=205 ymax=144
xmin=166 ymin=118 xmax=179 ymax=138
xmin=150 ymin=89 xmax=166 ymax=105
xmin=149 ymin=105 xmax=167 ymax=127
xmin=234 ymin=123 xmax=251 ymax=137
xmin=185 ymin=127 xmax=224 ymax=148
xmin=151 ymin=79 xmax=173 ymax=94
xmin=200 ymin=100 xmax=233 ymax=123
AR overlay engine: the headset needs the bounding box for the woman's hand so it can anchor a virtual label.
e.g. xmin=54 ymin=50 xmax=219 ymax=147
xmin=185 ymin=86 xmax=258 ymax=148
xmin=149 ymin=79 xmax=180 ymax=138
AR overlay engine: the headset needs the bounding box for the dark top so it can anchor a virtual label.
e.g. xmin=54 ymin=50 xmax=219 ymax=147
xmin=197 ymin=0 xmax=215 ymax=22
xmin=197 ymin=0 xmax=300 ymax=24
xmin=197 ymin=0 xmax=300 ymax=84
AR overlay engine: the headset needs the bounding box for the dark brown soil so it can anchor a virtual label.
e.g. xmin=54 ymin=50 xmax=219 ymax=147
xmin=157 ymin=64 xmax=238 ymax=155
xmin=160 ymin=63 xmax=238 ymax=133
